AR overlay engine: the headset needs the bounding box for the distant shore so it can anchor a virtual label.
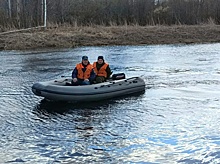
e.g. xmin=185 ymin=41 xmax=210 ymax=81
xmin=0 ymin=25 xmax=220 ymax=50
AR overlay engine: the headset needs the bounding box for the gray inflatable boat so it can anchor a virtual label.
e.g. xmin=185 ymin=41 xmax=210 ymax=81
xmin=32 ymin=76 xmax=145 ymax=102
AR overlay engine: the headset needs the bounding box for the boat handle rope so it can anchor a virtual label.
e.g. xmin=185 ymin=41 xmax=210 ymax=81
xmin=124 ymin=77 xmax=139 ymax=81
xmin=97 ymin=77 xmax=139 ymax=89
xmin=54 ymin=79 xmax=69 ymax=83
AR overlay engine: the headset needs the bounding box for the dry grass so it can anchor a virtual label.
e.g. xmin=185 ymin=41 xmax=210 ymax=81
xmin=0 ymin=24 xmax=220 ymax=50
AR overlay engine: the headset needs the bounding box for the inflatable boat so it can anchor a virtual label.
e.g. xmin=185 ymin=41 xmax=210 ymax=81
xmin=32 ymin=76 xmax=145 ymax=102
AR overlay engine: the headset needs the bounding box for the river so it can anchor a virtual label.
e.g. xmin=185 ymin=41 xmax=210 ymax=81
xmin=0 ymin=43 xmax=220 ymax=163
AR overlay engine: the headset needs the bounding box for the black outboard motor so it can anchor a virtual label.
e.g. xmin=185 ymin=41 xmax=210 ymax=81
xmin=112 ymin=73 xmax=126 ymax=80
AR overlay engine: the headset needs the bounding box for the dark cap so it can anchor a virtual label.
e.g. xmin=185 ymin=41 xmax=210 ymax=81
xmin=98 ymin=56 xmax=104 ymax=60
xmin=82 ymin=56 xmax=88 ymax=60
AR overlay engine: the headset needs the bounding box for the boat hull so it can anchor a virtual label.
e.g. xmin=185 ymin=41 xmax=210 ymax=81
xmin=32 ymin=77 xmax=145 ymax=102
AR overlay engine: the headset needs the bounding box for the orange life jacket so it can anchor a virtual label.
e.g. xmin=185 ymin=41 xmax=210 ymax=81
xmin=76 ymin=63 xmax=93 ymax=80
xmin=93 ymin=62 xmax=108 ymax=78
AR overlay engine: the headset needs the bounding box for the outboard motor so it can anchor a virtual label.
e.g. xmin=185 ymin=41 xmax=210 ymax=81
xmin=112 ymin=73 xmax=126 ymax=80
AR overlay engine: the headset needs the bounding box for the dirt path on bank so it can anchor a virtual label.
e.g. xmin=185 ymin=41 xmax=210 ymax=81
xmin=0 ymin=25 xmax=220 ymax=50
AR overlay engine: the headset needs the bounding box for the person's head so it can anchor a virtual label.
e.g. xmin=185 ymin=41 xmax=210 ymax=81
xmin=97 ymin=56 xmax=104 ymax=64
xmin=82 ymin=56 xmax=89 ymax=65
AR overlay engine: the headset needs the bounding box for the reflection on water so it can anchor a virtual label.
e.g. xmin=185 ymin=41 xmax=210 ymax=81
xmin=34 ymin=91 xmax=145 ymax=114
xmin=0 ymin=44 xmax=220 ymax=163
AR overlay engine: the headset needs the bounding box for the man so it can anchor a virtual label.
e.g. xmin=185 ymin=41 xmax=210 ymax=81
xmin=71 ymin=56 xmax=96 ymax=85
xmin=93 ymin=56 xmax=112 ymax=83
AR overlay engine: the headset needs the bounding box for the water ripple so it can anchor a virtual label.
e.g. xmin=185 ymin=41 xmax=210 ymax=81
xmin=1 ymin=44 xmax=220 ymax=163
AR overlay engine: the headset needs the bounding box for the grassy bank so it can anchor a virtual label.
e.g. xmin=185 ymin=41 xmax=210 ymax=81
xmin=0 ymin=25 xmax=220 ymax=50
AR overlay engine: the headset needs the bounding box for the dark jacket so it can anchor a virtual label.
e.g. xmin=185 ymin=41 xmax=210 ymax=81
xmin=95 ymin=62 xmax=112 ymax=78
xmin=72 ymin=62 xmax=96 ymax=82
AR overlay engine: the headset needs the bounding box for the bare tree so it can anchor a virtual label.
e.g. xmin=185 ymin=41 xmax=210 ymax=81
xmin=0 ymin=0 xmax=220 ymax=29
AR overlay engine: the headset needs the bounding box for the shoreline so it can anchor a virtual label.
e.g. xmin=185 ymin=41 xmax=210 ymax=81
xmin=0 ymin=25 xmax=220 ymax=51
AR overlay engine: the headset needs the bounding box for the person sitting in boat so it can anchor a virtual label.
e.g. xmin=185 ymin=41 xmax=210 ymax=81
xmin=93 ymin=56 xmax=112 ymax=83
xmin=71 ymin=56 xmax=96 ymax=85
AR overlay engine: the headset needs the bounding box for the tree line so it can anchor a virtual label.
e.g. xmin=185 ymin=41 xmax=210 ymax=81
xmin=0 ymin=0 xmax=219 ymax=29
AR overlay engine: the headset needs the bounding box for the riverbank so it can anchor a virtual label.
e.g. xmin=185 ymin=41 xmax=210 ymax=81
xmin=0 ymin=25 xmax=220 ymax=50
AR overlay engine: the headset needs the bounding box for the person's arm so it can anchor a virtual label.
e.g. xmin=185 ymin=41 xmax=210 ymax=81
xmin=106 ymin=65 xmax=112 ymax=79
xmin=72 ymin=67 xmax=78 ymax=79
xmin=89 ymin=69 xmax=96 ymax=82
